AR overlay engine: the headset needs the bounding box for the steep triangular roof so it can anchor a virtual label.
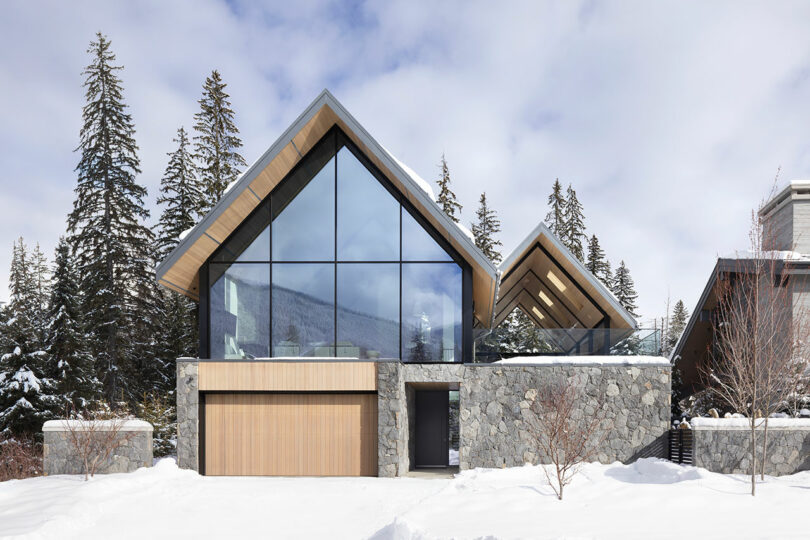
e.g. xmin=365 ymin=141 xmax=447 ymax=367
xmin=496 ymin=222 xmax=636 ymax=331
xmin=156 ymin=90 xmax=499 ymax=325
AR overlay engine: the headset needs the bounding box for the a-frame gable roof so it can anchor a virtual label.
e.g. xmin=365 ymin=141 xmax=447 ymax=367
xmin=156 ymin=89 xmax=499 ymax=326
xmin=496 ymin=222 xmax=637 ymax=331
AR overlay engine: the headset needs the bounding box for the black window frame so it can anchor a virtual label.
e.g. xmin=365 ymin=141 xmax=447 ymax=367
xmin=198 ymin=125 xmax=473 ymax=363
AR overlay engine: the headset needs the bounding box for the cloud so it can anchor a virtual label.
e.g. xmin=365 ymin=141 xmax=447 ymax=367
xmin=1 ymin=0 xmax=810 ymax=325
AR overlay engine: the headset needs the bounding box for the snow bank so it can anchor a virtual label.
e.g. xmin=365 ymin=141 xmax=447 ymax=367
xmin=495 ymin=355 xmax=670 ymax=366
xmin=691 ymin=417 xmax=810 ymax=430
xmin=1 ymin=458 xmax=808 ymax=539
xmin=42 ymin=419 xmax=153 ymax=432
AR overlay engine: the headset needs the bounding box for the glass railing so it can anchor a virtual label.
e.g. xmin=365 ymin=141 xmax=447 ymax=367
xmin=473 ymin=327 xmax=662 ymax=362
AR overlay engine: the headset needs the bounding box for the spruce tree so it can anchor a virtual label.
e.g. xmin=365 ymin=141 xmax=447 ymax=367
xmin=67 ymin=33 xmax=156 ymax=404
xmin=46 ymin=237 xmax=101 ymax=410
xmin=153 ymin=127 xmax=200 ymax=389
xmin=562 ymin=184 xmax=586 ymax=261
xmin=471 ymin=192 xmax=502 ymax=264
xmin=436 ymin=153 xmax=462 ymax=223
xmin=585 ymin=235 xmax=609 ymax=281
xmin=612 ymin=260 xmax=639 ymax=318
xmin=602 ymin=260 xmax=614 ymax=290
xmin=544 ymin=179 xmax=565 ymax=237
xmin=193 ymin=70 xmax=246 ymax=211
xmin=666 ymin=299 xmax=689 ymax=354
xmin=156 ymin=127 xmax=204 ymax=260
xmin=0 ymin=239 xmax=57 ymax=434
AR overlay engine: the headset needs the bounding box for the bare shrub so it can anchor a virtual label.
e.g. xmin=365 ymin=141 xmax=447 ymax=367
xmin=62 ymin=406 xmax=135 ymax=480
xmin=526 ymin=381 xmax=607 ymax=500
xmin=0 ymin=433 xmax=42 ymax=481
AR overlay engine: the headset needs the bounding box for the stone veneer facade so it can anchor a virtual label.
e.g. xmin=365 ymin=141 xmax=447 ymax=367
xmin=176 ymin=359 xmax=199 ymax=472
xmin=43 ymin=421 xmax=153 ymax=475
xmin=177 ymin=359 xmax=671 ymax=477
xmin=692 ymin=422 xmax=810 ymax=476
xmin=377 ymin=361 xmax=671 ymax=477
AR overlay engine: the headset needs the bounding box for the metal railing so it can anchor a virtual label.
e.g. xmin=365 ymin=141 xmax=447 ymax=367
xmin=473 ymin=327 xmax=662 ymax=362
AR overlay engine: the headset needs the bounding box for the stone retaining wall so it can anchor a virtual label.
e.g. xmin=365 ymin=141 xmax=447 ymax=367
xmin=176 ymin=359 xmax=199 ymax=471
xmin=43 ymin=420 xmax=153 ymax=475
xmin=692 ymin=419 xmax=810 ymax=475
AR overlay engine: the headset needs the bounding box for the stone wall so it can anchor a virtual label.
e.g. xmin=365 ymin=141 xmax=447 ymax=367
xmin=43 ymin=420 xmax=153 ymax=475
xmin=176 ymin=359 xmax=199 ymax=471
xmin=460 ymin=363 xmax=671 ymax=469
xmin=377 ymin=360 xmax=670 ymax=476
xmin=692 ymin=419 xmax=810 ymax=475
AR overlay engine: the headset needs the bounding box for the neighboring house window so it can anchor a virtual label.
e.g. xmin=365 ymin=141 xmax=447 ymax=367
xmin=206 ymin=128 xmax=463 ymax=361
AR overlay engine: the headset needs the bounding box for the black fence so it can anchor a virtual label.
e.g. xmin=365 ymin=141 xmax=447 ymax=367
xmin=668 ymin=429 xmax=693 ymax=465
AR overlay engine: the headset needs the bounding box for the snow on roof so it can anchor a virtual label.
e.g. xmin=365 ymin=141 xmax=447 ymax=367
xmin=494 ymin=355 xmax=670 ymax=366
xmin=457 ymin=223 xmax=475 ymax=242
xmin=691 ymin=417 xmax=810 ymax=429
xmin=719 ymin=250 xmax=810 ymax=261
xmin=380 ymin=145 xmax=436 ymax=201
xmin=43 ymin=419 xmax=154 ymax=432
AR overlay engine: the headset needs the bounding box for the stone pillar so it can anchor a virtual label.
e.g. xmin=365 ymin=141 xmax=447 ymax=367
xmin=377 ymin=361 xmax=406 ymax=477
xmin=176 ymin=359 xmax=199 ymax=472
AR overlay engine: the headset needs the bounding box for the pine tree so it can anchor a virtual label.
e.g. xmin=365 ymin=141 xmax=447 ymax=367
xmin=562 ymin=184 xmax=586 ymax=261
xmin=46 ymin=237 xmax=101 ymax=409
xmin=0 ymin=239 xmax=57 ymax=434
xmin=193 ymin=70 xmax=246 ymax=211
xmin=612 ymin=260 xmax=639 ymax=318
xmin=436 ymin=154 xmax=462 ymax=223
xmin=471 ymin=192 xmax=503 ymax=264
xmin=156 ymin=127 xmax=204 ymax=260
xmin=67 ymin=33 xmax=156 ymax=404
xmin=585 ymin=235 xmax=609 ymax=281
xmin=544 ymin=179 xmax=565 ymax=237
xmin=666 ymin=300 xmax=689 ymax=355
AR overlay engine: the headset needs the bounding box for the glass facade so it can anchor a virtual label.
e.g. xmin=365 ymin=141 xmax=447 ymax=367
xmin=206 ymin=129 xmax=465 ymax=361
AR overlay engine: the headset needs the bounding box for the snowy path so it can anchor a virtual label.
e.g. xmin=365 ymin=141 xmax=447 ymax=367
xmin=0 ymin=458 xmax=808 ymax=539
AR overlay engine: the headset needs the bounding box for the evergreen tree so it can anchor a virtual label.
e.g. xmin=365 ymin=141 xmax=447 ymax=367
xmin=602 ymin=259 xmax=614 ymax=290
xmin=0 ymin=239 xmax=57 ymax=434
xmin=544 ymin=179 xmax=565 ymax=237
xmin=46 ymin=237 xmax=101 ymax=409
xmin=193 ymin=70 xmax=246 ymax=211
xmin=665 ymin=299 xmax=689 ymax=355
xmin=611 ymin=260 xmax=639 ymax=318
xmin=156 ymin=127 xmax=204 ymax=260
xmin=471 ymin=192 xmax=502 ymax=264
xmin=562 ymin=184 xmax=586 ymax=261
xmin=67 ymin=33 xmax=156 ymax=404
xmin=436 ymin=153 xmax=462 ymax=223
xmin=585 ymin=235 xmax=609 ymax=281
xmin=153 ymin=127 xmax=201 ymax=388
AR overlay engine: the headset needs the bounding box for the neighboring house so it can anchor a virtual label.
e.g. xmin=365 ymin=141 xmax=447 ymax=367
xmin=159 ymin=90 xmax=670 ymax=477
xmin=673 ymin=181 xmax=810 ymax=394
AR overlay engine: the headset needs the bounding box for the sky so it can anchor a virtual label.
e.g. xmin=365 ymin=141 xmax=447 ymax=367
xmin=1 ymin=0 xmax=810 ymax=325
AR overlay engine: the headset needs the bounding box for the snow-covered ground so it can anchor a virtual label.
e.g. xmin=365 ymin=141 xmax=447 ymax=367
xmin=1 ymin=458 xmax=808 ymax=539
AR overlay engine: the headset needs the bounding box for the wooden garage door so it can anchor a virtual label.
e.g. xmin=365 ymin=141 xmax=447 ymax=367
xmin=203 ymin=393 xmax=378 ymax=476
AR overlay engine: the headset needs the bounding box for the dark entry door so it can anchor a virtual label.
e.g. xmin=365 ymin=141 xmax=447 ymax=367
xmin=414 ymin=390 xmax=449 ymax=467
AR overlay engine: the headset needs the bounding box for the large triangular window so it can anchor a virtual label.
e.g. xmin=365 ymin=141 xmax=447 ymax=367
xmin=207 ymin=128 xmax=464 ymax=362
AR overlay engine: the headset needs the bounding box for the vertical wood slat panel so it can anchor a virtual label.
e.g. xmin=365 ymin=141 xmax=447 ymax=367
xmin=198 ymin=362 xmax=377 ymax=392
xmin=204 ymin=393 xmax=378 ymax=476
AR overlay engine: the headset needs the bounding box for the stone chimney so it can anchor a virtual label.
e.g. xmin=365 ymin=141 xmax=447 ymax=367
xmin=759 ymin=181 xmax=810 ymax=254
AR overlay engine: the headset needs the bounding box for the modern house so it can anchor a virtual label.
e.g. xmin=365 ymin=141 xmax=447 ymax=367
xmin=159 ymin=90 xmax=671 ymax=477
xmin=673 ymin=181 xmax=810 ymax=393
